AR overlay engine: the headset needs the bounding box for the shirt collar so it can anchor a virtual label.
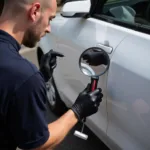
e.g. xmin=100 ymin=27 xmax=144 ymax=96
xmin=0 ymin=30 xmax=21 ymax=52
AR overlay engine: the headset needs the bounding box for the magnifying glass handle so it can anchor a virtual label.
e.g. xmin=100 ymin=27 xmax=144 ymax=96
xmin=91 ymin=77 xmax=99 ymax=91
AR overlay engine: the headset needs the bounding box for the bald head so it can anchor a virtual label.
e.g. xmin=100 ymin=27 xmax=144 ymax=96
xmin=4 ymin=0 xmax=52 ymax=7
xmin=3 ymin=0 xmax=53 ymax=15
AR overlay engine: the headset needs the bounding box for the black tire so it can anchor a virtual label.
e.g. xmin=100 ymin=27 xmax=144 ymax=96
xmin=37 ymin=47 xmax=68 ymax=116
xmin=46 ymin=77 xmax=68 ymax=116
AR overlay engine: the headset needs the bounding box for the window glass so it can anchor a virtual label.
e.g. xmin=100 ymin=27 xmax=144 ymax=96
xmin=96 ymin=0 xmax=150 ymax=26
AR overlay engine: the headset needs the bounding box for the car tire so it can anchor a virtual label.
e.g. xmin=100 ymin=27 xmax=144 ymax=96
xmin=46 ymin=77 xmax=68 ymax=116
xmin=37 ymin=47 xmax=68 ymax=116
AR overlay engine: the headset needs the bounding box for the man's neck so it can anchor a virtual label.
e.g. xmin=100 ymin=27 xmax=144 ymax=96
xmin=0 ymin=17 xmax=25 ymax=45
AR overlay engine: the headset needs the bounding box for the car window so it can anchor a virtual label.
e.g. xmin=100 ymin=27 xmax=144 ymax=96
xmin=93 ymin=0 xmax=150 ymax=32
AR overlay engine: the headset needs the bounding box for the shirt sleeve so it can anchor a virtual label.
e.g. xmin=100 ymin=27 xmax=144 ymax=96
xmin=8 ymin=72 xmax=50 ymax=149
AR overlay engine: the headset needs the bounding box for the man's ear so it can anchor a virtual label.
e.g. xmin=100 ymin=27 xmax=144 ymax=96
xmin=28 ymin=3 xmax=41 ymax=22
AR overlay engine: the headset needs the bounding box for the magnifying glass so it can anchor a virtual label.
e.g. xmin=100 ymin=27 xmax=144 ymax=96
xmin=79 ymin=47 xmax=110 ymax=91
xmin=74 ymin=47 xmax=110 ymax=140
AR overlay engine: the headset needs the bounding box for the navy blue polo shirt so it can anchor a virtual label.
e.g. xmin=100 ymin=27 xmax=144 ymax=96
xmin=0 ymin=30 xmax=49 ymax=149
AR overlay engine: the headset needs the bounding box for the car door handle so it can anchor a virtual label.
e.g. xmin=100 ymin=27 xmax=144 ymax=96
xmin=96 ymin=43 xmax=113 ymax=54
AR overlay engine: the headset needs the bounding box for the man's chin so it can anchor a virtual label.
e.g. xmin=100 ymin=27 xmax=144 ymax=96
xmin=22 ymin=42 xmax=38 ymax=48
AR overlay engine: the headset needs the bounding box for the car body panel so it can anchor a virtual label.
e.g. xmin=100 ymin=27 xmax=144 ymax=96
xmin=49 ymin=15 xmax=110 ymax=143
xmin=39 ymin=11 xmax=130 ymax=146
xmin=38 ymin=0 xmax=150 ymax=149
xmin=107 ymin=30 xmax=150 ymax=150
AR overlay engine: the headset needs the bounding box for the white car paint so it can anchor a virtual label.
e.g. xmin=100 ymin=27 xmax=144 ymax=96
xmin=38 ymin=0 xmax=150 ymax=149
xmin=61 ymin=0 xmax=91 ymax=17
xmin=51 ymin=14 xmax=130 ymax=146
xmin=107 ymin=30 xmax=150 ymax=150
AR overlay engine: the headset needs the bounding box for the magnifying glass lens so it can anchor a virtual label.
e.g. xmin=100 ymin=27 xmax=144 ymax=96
xmin=79 ymin=48 xmax=110 ymax=77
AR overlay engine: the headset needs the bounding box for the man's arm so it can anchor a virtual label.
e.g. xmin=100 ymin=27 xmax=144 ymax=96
xmin=8 ymin=71 xmax=77 ymax=150
xmin=9 ymin=71 xmax=102 ymax=150
xmin=33 ymin=84 xmax=102 ymax=150
xmin=34 ymin=109 xmax=78 ymax=150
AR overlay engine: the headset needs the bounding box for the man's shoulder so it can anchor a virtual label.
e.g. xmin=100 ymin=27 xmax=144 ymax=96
xmin=0 ymin=41 xmax=45 ymax=91
xmin=3 ymin=54 xmax=44 ymax=91
xmin=12 ymin=57 xmax=43 ymax=89
xmin=20 ymin=57 xmax=39 ymax=75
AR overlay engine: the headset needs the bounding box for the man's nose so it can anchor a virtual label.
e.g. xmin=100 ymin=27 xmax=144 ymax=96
xmin=46 ymin=25 xmax=51 ymax=33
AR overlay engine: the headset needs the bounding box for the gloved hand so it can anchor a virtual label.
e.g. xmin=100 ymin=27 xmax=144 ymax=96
xmin=83 ymin=49 xmax=108 ymax=66
xmin=40 ymin=49 xmax=64 ymax=82
xmin=71 ymin=84 xmax=103 ymax=121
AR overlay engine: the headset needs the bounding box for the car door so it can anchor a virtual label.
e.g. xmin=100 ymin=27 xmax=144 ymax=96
xmin=52 ymin=0 xmax=129 ymax=144
xmin=96 ymin=0 xmax=150 ymax=150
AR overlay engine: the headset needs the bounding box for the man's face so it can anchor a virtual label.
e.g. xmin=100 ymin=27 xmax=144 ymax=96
xmin=22 ymin=0 xmax=57 ymax=48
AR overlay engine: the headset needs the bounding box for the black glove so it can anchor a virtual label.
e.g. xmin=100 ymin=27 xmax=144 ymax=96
xmin=83 ymin=49 xmax=108 ymax=66
xmin=40 ymin=49 xmax=64 ymax=82
xmin=71 ymin=84 xmax=103 ymax=121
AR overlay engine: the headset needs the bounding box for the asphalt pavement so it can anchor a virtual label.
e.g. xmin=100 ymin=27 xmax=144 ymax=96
xmin=45 ymin=103 xmax=110 ymax=150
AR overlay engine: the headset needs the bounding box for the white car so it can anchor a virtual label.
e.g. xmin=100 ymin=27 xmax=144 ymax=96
xmin=37 ymin=0 xmax=150 ymax=149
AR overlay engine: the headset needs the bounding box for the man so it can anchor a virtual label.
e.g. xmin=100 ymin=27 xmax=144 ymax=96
xmin=0 ymin=0 xmax=103 ymax=150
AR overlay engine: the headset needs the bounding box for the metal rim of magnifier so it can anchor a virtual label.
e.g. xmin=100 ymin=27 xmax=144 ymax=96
xmin=79 ymin=47 xmax=110 ymax=77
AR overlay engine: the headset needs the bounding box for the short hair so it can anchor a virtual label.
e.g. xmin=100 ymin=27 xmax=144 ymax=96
xmin=2 ymin=0 xmax=51 ymax=15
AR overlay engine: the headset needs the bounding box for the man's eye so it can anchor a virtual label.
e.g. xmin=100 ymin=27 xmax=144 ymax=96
xmin=48 ymin=19 xmax=51 ymax=24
